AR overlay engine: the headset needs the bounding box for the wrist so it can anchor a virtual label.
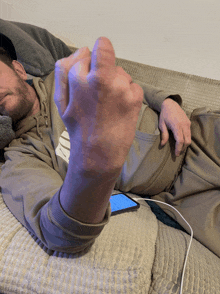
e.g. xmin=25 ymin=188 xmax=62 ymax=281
xmin=60 ymin=158 xmax=121 ymax=224
xmin=162 ymin=97 xmax=178 ymax=109
xmin=69 ymin=130 xmax=129 ymax=175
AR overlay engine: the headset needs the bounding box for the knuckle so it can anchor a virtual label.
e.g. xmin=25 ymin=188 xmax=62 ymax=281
xmin=55 ymin=60 xmax=61 ymax=68
xmin=178 ymin=138 xmax=184 ymax=144
xmin=187 ymin=139 xmax=192 ymax=145
xmin=87 ymin=71 xmax=108 ymax=91
xmin=117 ymin=66 xmax=133 ymax=84
xmin=90 ymin=70 xmax=106 ymax=84
xmin=116 ymin=66 xmax=129 ymax=76
xmin=68 ymin=71 xmax=85 ymax=88
xmin=186 ymin=118 xmax=191 ymax=125
xmin=68 ymin=68 xmax=77 ymax=79
xmin=68 ymin=71 xmax=78 ymax=85
xmin=55 ymin=58 xmax=66 ymax=69
xmin=116 ymin=66 xmax=123 ymax=71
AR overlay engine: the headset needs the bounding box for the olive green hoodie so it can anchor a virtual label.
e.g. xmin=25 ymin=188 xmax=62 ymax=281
xmin=0 ymin=71 xmax=184 ymax=253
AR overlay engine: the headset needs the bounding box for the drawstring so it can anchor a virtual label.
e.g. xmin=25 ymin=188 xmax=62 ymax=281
xmin=33 ymin=101 xmax=49 ymax=140
xmin=34 ymin=116 xmax=43 ymax=140
xmin=42 ymin=101 xmax=48 ymax=128
xmin=44 ymin=114 xmax=48 ymax=127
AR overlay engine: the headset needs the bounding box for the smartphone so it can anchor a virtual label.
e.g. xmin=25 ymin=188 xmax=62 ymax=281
xmin=110 ymin=193 xmax=140 ymax=216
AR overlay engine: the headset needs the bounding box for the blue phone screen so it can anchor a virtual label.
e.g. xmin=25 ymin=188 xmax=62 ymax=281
xmin=110 ymin=193 xmax=138 ymax=213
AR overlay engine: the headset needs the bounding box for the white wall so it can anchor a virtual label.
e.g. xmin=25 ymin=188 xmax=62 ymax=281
xmin=1 ymin=0 xmax=220 ymax=80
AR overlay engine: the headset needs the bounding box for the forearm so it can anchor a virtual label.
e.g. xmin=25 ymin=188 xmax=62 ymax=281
xmin=133 ymin=79 xmax=182 ymax=112
xmin=59 ymin=144 xmax=122 ymax=224
xmin=55 ymin=37 xmax=144 ymax=224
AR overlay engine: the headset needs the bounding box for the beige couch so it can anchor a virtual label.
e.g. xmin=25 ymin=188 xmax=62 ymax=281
xmin=0 ymin=48 xmax=219 ymax=293
xmin=0 ymin=19 xmax=219 ymax=293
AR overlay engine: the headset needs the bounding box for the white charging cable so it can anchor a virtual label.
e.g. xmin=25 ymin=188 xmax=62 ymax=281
xmin=132 ymin=197 xmax=193 ymax=294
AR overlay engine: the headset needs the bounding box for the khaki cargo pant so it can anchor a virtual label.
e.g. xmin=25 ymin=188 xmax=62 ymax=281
xmin=153 ymin=107 xmax=220 ymax=258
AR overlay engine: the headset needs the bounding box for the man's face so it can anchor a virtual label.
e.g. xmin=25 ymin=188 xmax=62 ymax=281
xmin=0 ymin=60 xmax=34 ymax=127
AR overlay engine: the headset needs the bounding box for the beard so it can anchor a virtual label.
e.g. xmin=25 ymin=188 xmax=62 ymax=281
xmin=0 ymin=72 xmax=34 ymax=130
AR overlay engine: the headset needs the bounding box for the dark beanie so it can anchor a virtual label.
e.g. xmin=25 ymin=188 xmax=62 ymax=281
xmin=0 ymin=34 xmax=17 ymax=149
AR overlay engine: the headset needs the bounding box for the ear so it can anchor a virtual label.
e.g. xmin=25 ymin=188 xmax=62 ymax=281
xmin=12 ymin=60 xmax=27 ymax=81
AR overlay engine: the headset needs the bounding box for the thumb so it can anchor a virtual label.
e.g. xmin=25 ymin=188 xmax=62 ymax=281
xmin=90 ymin=37 xmax=116 ymax=73
xmin=160 ymin=121 xmax=169 ymax=146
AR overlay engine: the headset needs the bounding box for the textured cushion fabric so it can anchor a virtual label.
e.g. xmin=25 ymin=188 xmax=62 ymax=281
xmin=68 ymin=45 xmax=220 ymax=114
xmin=114 ymin=56 xmax=220 ymax=114
xmin=0 ymin=20 xmax=220 ymax=293
xmin=0 ymin=190 xmax=158 ymax=294
xmin=149 ymin=222 xmax=220 ymax=294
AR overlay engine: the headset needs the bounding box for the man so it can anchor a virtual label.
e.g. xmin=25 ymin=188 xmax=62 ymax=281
xmin=0 ymin=33 xmax=219 ymax=257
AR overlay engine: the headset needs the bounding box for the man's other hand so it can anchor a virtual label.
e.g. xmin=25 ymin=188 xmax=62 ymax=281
xmin=159 ymin=98 xmax=191 ymax=157
xmin=54 ymin=37 xmax=143 ymax=173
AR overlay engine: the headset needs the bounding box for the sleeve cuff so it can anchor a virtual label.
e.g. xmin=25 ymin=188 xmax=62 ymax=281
xmin=166 ymin=94 xmax=182 ymax=106
xmin=48 ymin=188 xmax=111 ymax=238
xmin=133 ymin=79 xmax=183 ymax=113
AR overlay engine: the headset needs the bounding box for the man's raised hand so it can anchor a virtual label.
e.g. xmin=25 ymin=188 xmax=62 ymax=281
xmin=54 ymin=37 xmax=143 ymax=173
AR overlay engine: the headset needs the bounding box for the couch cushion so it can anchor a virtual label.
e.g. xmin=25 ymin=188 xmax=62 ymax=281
xmin=149 ymin=222 xmax=220 ymax=294
xmin=0 ymin=191 xmax=158 ymax=294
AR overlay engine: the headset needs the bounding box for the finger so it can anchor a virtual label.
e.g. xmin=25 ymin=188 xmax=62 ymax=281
xmin=178 ymin=122 xmax=191 ymax=155
xmin=174 ymin=129 xmax=184 ymax=156
xmin=68 ymin=56 xmax=91 ymax=79
xmin=66 ymin=56 xmax=92 ymax=116
xmin=159 ymin=121 xmax=169 ymax=146
xmin=56 ymin=47 xmax=90 ymax=80
xmin=54 ymin=47 xmax=90 ymax=116
xmin=90 ymin=37 xmax=116 ymax=75
xmin=54 ymin=61 xmax=69 ymax=117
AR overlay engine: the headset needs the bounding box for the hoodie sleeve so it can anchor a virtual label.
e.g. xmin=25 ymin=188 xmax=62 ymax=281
xmin=133 ymin=79 xmax=182 ymax=112
xmin=0 ymin=143 xmax=111 ymax=254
